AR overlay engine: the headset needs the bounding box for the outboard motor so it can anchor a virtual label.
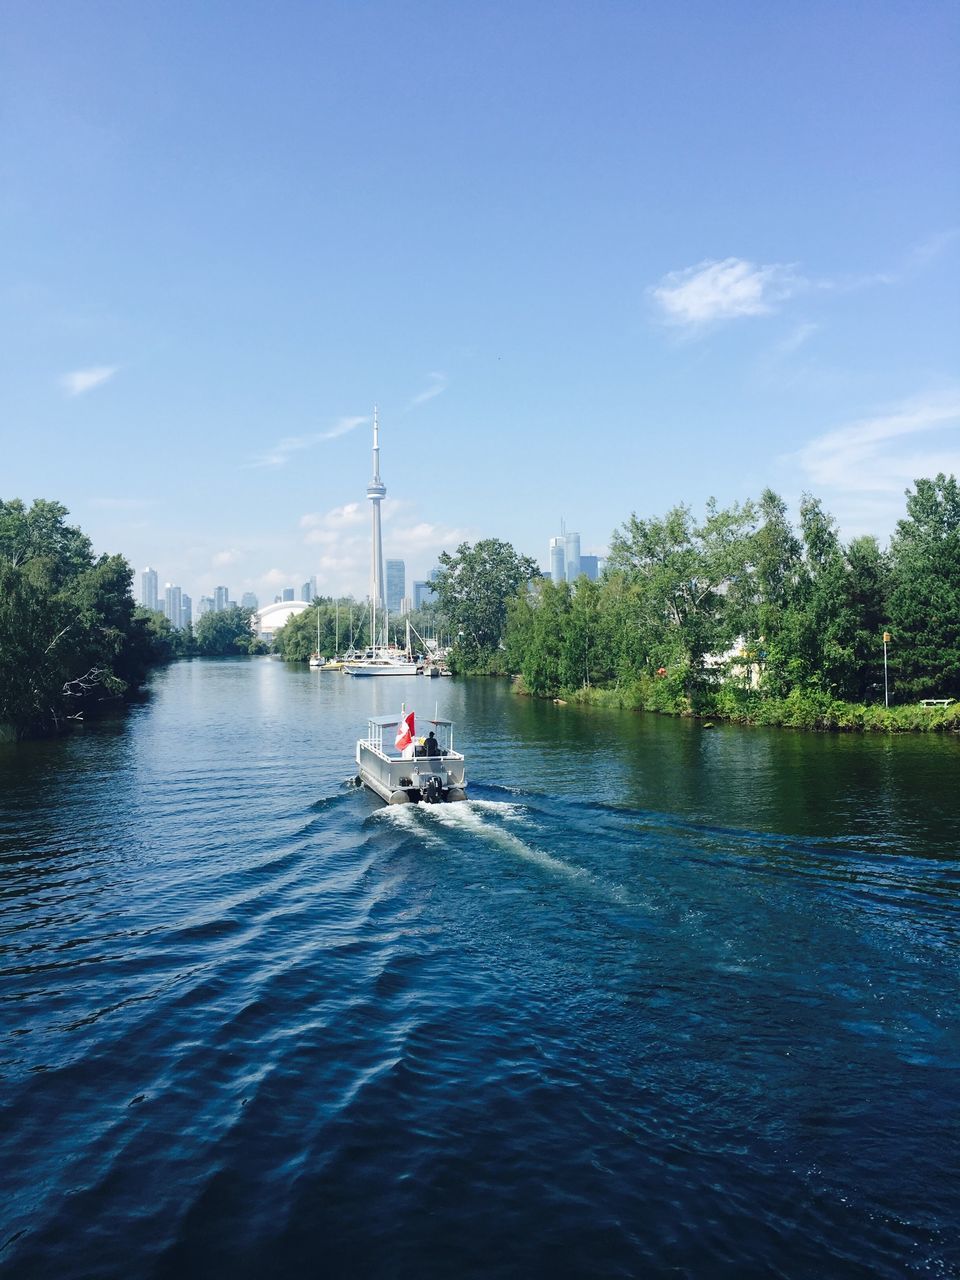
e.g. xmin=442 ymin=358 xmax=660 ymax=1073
xmin=422 ymin=774 xmax=444 ymax=804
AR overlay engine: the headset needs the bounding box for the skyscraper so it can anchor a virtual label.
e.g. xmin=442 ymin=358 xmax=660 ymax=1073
xmin=282 ymin=587 xmax=294 ymax=602
xmin=367 ymin=408 xmax=386 ymax=611
xmin=214 ymin=586 xmax=229 ymax=612
xmin=180 ymin=593 xmax=192 ymax=629
xmin=549 ymin=537 xmax=565 ymax=584
xmin=300 ymin=576 xmax=317 ymax=603
xmin=241 ymin=592 xmax=258 ymax=610
xmin=579 ymin=555 xmax=600 ymax=582
xmin=564 ymin=532 xmax=581 ymax=582
xmin=386 ymin=560 xmax=405 ymax=614
xmin=141 ymin=567 xmax=158 ymax=611
xmin=164 ymin=583 xmax=182 ymax=628
xmin=197 ymin=596 xmax=214 ymax=619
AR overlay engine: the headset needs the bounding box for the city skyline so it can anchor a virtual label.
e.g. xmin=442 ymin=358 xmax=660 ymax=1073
xmin=2 ymin=4 xmax=956 ymax=604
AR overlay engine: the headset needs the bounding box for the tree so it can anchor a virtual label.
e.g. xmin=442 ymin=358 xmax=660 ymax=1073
xmin=0 ymin=498 xmax=94 ymax=585
xmin=194 ymin=606 xmax=260 ymax=656
xmin=607 ymin=499 xmax=756 ymax=690
xmin=434 ymin=539 xmax=539 ymax=673
xmin=888 ymin=474 xmax=960 ymax=697
xmin=0 ymin=499 xmax=172 ymax=738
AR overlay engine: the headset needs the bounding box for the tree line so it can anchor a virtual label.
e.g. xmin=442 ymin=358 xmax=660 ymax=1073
xmin=0 ymin=499 xmax=171 ymax=740
xmin=434 ymin=477 xmax=960 ymax=728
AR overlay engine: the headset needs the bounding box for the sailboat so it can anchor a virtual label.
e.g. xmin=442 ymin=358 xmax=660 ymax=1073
xmin=308 ymin=605 xmax=324 ymax=668
xmin=323 ymin=601 xmax=344 ymax=669
xmin=343 ymin=607 xmax=416 ymax=677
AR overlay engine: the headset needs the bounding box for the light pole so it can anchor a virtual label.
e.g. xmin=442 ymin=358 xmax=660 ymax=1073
xmin=883 ymin=631 xmax=891 ymax=707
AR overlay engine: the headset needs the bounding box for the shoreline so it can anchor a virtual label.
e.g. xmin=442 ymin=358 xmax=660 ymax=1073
xmin=512 ymin=678 xmax=960 ymax=734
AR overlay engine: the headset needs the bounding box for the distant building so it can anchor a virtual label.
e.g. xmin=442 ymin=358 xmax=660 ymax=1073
xmin=241 ymin=592 xmax=258 ymax=610
xmin=282 ymin=587 xmax=294 ymax=603
xmin=214 ymin=586 xmax=229 ymax=613
xmin=300 ymin=577 xmax=317 ymax=603
xmin=141 ymin=567 xmax=159 ymax=611
xmin=386 ymin=560 xmax=405 ymax=613
xmin=197 ymin=596 xmax=215 ymax=619
xmin=564 ymin=532 xmax=581 ymax=583
xmin=579 ymin=555 xmax=600 ymax=582
xmin=399 ymin=596 xmax=412 ymax=617
xmin=413 ymin=580 xmax=436 ymax=609
xmin=164 ymin=583 xmax=182 ymax=629
xmin=180 ymin=594 xmax=192 ymax=629
xmin=549 ymin=537 xmax=565 ymax=584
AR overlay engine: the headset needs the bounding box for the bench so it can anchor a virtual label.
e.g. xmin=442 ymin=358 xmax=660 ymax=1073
xmin=919 ymin=698 xmax=955 ymax=708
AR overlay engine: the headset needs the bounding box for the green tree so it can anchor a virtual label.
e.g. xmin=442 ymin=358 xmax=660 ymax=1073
xmin=0 ymin=500 xmax=173 ymax=737
xmin=194 ymin=606 xmax=260 ymax=656
xmin=888 ymin=474 xmax=960 ymax=697
xmin=607 ymin=499 xmax=756 ymax=691
xmin=434 ymin=539 xmax=539 ymax=673
xmin=0 ymin=498 xmax=94 ymax=585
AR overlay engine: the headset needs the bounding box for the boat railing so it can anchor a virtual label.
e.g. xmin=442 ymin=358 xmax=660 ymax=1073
xmin=359 ymin=739 xmax=464 ymax=765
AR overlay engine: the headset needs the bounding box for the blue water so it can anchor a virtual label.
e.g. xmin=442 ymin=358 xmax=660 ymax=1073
xmin=1 ymin=658 xmax=958 ymax=1278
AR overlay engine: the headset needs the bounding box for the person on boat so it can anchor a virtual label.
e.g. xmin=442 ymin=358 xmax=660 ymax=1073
xmin=425 ymin=730 xmax=440 ymax=757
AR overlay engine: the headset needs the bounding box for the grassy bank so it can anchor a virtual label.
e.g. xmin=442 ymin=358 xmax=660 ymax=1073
xmin=514 ymin=676 xmax=960 ymax=733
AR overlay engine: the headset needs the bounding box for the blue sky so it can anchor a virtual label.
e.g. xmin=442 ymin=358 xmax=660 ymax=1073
xmin=2 ymin=0 xmax=958 ymax=605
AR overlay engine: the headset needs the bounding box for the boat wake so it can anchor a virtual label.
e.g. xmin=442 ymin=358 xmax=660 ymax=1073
xmin=376 ymin=799 xmax=635 ymax=907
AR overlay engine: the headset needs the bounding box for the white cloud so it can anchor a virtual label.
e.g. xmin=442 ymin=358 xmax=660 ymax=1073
xmin=408 ymin=373 xmax=447 ymax=408
xmin=61 ymin=365 xmax=118 ymax=396
xmin=793 ymin=391 xmax=960 ymax=495
xmin=776 ymin=322 xmax=819 ymax=355
xmin=391 ymin=520 xmax=468 ymax=549
xmin=300 ymin=502 xmax=366 ymax=537
xmin=245 ymin=415 xmax=367 ymax=468
xmin=212 ymin=548 xmax=241 ymax=567
xmin=651 ymin=258 xmax=802 ymax=327
xmin=296 ymin=500 xmax=468 ymax=596
xmin=89 ymin=496 xmax=155 ymax=510
xmin=321 ymin=415 xmax=367 ymax=440
xmin=903 ymin=228 xmax=959 ymax=272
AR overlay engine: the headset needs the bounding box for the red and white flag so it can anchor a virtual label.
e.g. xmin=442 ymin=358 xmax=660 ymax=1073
xmin=395 ymin=710 xmax=415 ymax=752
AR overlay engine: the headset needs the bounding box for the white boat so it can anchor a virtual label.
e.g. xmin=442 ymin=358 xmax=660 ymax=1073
xmin=345 ymin=657 xmax=417 ymax=676
xmin=344 ymin=617 xmax=417 ymax=677
xmin=355 ymin=713 xmax=467 ymax=804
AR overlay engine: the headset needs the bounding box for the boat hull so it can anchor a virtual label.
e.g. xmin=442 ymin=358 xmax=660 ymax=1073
xmin=345 ymin=663 xmax=417 ymax=676
xmin=355 ymin=740 xmax=467 ymax=804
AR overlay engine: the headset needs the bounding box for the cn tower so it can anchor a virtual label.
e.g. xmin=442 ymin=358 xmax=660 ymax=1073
xmin=367 ymin=406 xmax=386 ymax=612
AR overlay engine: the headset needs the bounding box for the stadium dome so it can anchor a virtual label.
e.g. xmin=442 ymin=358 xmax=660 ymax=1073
xmin=256 ymin=599 xmax=310 ymax=636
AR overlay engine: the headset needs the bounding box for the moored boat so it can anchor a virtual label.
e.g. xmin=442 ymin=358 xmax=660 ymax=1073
xmin=355 ymin=712 xmax=467 ymax=804
xmin=344 ymin=652 xmax=417 ymax=676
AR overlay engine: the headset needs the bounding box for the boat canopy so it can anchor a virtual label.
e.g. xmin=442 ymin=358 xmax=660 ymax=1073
xmin=366 ymin=714 xmax=453 ymax=727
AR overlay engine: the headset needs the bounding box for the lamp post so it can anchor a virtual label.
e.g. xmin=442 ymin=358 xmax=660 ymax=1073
xmin=883 ymin=631 xmax=891 ymax=707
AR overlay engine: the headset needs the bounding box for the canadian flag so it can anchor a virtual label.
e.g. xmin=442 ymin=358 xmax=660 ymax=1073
xmin=395 ymin=710 xmax=415 ymax=752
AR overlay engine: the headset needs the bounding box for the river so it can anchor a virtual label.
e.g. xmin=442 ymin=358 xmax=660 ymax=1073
xmin=1 ymin=658 xmax=958 ymax=1278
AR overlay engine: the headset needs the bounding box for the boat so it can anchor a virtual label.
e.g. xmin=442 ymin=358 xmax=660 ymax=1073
xmin=344 ymin=615 xmax=417 ymax=677
xmin=309 ymin=606 xmax=324 ymax=668
xmin=355 ymin=712 xmax=467 ymax=804
xmin=344 ymin=655 xmax=417 ymax=676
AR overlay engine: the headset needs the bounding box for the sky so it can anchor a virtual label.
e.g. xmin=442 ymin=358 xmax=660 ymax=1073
xmin=2 ymin=0 xmax=958 ymax=607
